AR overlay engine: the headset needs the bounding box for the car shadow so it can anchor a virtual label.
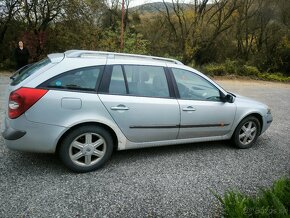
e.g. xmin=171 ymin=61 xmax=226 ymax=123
xmin=5 ymin=140 xmax=236 ymax=174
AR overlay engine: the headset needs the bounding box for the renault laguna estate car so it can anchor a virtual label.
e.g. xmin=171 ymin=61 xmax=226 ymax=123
xmin=1 ymin=50 xmax=273 ymax=172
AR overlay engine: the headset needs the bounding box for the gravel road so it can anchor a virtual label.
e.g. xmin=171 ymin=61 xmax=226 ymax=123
xmin=0 ymin=74 xmax=289 ymax=217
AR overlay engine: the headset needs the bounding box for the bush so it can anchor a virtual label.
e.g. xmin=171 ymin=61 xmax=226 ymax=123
xmin=244 ymin=65 xmax=260 ymax=77
xmin=202 ymin=63 xmax=226 ymax=76
xmin=202 ymin=60 xmax=254 ymax=77
xmin=201 ymin=61 xmax=290 ymax=82
xmin=258 ymin=72 xmax=290 ymax=82
xmin=212 ymin=177 xmax=290 ymax=217
xmin=0 ymin=58 xmax=15 ymax=70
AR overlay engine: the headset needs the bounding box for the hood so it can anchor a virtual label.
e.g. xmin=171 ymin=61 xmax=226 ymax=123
xmin=233 ymin=93 xmax=268 ymax=110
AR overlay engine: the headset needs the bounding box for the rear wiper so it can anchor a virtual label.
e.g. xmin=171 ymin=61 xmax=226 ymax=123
xmin=10 ymin=72 xmax=19 ymax=80
xmin=10 ymin=64 xmax=32 ymax=80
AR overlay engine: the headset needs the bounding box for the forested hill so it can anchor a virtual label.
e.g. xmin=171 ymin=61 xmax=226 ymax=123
xmin=130 ymin=2 xmax=191 ymax=14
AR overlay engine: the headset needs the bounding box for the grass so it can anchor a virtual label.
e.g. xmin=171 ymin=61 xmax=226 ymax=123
xmin=212 ymin=177 xmax=290 ymax=217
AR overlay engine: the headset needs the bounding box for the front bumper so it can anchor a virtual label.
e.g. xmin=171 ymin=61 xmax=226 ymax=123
xmin=261 ymin=113 xmax=273 ymax=134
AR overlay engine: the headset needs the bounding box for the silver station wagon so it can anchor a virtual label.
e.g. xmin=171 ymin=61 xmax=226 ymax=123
xmin=1 ymin=50 xmax=273 ymax=172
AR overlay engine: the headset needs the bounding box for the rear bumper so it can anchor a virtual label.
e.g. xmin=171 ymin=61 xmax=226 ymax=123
xmin=2 ymin=117 xmax=26 ymax=140
xmin=1 ymin=115 xmax=66 ymax=153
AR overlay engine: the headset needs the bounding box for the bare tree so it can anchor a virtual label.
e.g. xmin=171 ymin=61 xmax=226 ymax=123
xmin=160 ymin=0 xmax=238 ymax=64
xmin=0 ymin=0 xmax=20 ymax=46
xmin=21 ymin=0 xmax=64 ymax=59
xmin=235 ymin=0 xmax=257 ymax=60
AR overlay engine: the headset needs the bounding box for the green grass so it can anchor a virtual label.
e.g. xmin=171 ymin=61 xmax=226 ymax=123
xmin=212 ymin=177 xmax=290 ymax=217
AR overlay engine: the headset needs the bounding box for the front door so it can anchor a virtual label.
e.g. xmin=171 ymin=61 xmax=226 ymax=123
xmin=170 ymin=68 xmax=236 ymax=139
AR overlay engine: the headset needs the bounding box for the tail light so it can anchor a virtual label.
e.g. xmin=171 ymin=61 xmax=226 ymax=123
xmin=8 ymin=87 xmax=48 ymax=119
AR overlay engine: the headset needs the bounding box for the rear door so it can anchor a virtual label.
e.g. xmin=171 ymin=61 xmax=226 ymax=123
xmin=170 ymin=67 xmax=236 ymax=139
xmin=98 ymin=64 xmax=180 ymax=143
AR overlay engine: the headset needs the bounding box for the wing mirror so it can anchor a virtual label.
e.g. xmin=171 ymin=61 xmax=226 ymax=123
xmin=221 ymin=93 xmax=234 ymax=103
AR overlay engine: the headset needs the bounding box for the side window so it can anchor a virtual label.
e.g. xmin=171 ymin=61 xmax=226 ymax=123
xmin=123 ymin=65 xmax=169 ymax=98
xmin=171 ymin=68 xmax=221 ymax=101
xmin=44 ymin=66 xmax=103 ymax=91
xmin=108 ymin=65 xmax=126 ymax=94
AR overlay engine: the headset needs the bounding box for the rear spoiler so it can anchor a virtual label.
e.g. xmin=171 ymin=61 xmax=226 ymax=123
xmin=47 ymin=53 xmax=65 ymax=63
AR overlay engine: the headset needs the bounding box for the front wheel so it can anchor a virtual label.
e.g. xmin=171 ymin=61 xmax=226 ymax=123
xmin=232 ymin=116 xmax=261 ymax=149
xmin=59 ymin=126 xmax=114 ymax=172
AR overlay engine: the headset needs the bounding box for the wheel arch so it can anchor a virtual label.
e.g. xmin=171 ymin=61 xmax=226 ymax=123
xmin=233 ymin=112 xmax=263 ymax=137
xmin=55 ymin=122 xmax=118 ymax=154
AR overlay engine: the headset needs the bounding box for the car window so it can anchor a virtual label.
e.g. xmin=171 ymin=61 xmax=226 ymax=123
xmin=124 ymin=65 xmax=169 ymax=98
xmin=11 ymin=58 xmax=51 ymax=86
xmin=171 ymin=68 xmax=221 ymax=101
xmin=43 ymin=66 xmax=103 ymax=91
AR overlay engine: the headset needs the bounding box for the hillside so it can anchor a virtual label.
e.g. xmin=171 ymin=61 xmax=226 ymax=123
xmin=130 ymin=2 xmax=192 ymax=14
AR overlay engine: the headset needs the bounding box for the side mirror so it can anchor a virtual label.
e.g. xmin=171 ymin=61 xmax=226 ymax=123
xmin=222 ymin=94 xmax=234 ymax=103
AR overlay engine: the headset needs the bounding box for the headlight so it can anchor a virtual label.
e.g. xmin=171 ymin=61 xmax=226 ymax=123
xmin=267 ymin=108 xmax=271 ymax=114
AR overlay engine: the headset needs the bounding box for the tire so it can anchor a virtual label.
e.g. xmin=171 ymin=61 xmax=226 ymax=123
xmin=59 ymin=125 xmax=114 ymax=173
xmin=232 ymin=116 xmax=261 ymax=149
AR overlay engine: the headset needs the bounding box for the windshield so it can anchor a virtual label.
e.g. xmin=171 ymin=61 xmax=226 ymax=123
xmin=11 ymin=58 xmax=51 ymax=86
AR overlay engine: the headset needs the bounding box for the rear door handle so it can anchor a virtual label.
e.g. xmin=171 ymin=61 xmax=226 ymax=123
xmin=110 ymin=104 xmax=129 ymax=111
xmin=182 ymin=106 xmax=196 ymax=112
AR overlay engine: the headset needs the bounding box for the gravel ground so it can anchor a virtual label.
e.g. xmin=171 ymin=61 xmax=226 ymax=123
xmin=0 ymin=73 xmax=290 ymax=217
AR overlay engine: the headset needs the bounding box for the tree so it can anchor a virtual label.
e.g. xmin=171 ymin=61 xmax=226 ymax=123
xmin=0 ymin=0 xmax=20 ymax=59
xmin=21 ymin=0 xmax=65 ymax=59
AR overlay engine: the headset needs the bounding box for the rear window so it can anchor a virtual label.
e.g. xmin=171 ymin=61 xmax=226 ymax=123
xmin=11 ymin=58 xmax=51 ymax=86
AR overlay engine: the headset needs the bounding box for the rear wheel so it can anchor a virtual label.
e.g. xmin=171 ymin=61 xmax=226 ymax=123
xmin=59 ymin=126 xmax=113 ymax=172
xmin=233 ymin=116 xmax=260 ymax=149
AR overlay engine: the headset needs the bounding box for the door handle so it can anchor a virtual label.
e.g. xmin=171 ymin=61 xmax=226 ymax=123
xmin=182 ymin=106 xmax=196 ymax=112
xmin=110 ymin=104 xmax=129 ymax=111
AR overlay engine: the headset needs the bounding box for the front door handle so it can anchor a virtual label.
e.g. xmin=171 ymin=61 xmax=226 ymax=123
xmin=182 ymin=106 xmax=196 ymax=112
xmin=110 ymin=104 xmax=129 ymax=111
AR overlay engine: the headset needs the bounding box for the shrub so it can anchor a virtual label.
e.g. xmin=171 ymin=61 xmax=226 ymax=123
xmin=244 ymin=65 xmax=260 ymax=77
xmin=202 ymin=63 xmax=226 ymax=76
xmin=0 ymin=58 xmax=15 ymax=70
xmin=212 ymin=177 xmax=290 ymax=217
xmin=257 ymin=72 xmax=290 ymax=82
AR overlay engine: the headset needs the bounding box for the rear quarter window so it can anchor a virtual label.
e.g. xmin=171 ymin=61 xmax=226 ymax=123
xmin=39 ymin=66 xmax=104 ymax=91
xmin=11 ymin=58 xmax=51 ymax=86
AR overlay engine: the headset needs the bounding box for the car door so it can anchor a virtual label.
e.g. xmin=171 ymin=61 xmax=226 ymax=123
xmin=98 ymin=64 xmax=180 ymax=143
xmin=170 ymin=67 xmax=236 ymax=139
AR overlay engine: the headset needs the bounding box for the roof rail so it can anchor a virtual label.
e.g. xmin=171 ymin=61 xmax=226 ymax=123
xmin=64 ymin=50 xmax=183 ymax=65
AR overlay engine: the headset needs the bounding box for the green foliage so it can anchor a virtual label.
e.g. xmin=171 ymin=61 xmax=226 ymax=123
xmin=274 ymin=37 xmax=290 ymax=74
xmin=244 ymin=65 xmax=260 ymax=77
xmin=123 ymin=33 xmax=150 ymax=55
xmin=202 ymin=61 xmax=290 ymax=82
xmin=202 ymin=63 xmax=226 ymax=76
xmin=214 ymin=177 xmax=290 ymax=217
xmin=257 ymin=73 xmax=290 ymax=83
xmin=0 ymin=58 xmax=15 ymax=70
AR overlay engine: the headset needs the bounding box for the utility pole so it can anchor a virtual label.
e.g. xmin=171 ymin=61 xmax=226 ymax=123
xmin=120 ymin=0 xmax=125 ymax=51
